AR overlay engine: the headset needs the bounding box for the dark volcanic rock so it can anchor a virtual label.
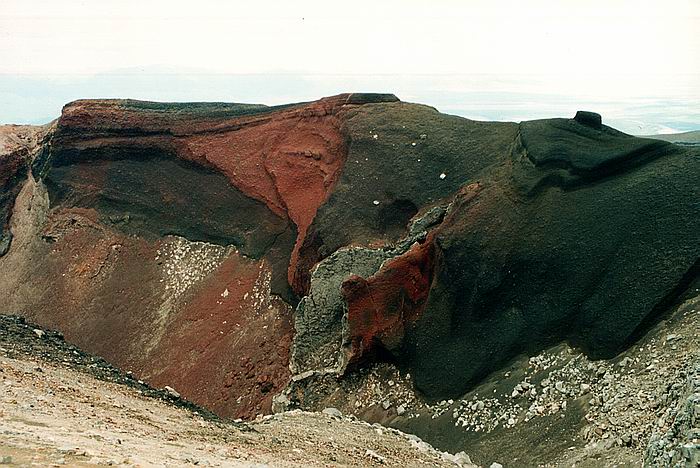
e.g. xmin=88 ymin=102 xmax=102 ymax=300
xmin=344 ymin=93 xmax=400 ymax=104
xmin=574 ymin=110 xmax=602 ymax=129
xmin=293 ymin=102 xmax=518 ymax=293
xmin=402 ymin=122 xmax=699 ymax=398
xmin=0 ymin=126 xmax=40 ymax=257
xmin=517 ymin=116 xmax=668 ymax=180
xmin=0 ymin=96 xmax=698 ymax=419
xmin=46 ymin=155 xmax=294 ymax=256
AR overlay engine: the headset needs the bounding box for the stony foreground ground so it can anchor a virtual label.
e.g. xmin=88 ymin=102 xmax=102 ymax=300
xmin=286 ymin=291 xmax=700 ymax=467
xmin=3 ymin=288 xmax=698 ymax=468
xmin=0 ymin=316 xmax=473 ymax=468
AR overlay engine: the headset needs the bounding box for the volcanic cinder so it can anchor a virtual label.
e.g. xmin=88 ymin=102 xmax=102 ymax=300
xmin=0 ymin=94 xmax=698 ymax=418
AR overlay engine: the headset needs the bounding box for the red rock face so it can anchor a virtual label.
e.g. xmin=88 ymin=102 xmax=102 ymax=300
xmin=52 ymin=96 xmax=354 ymax=296
xmin=342 ymin=239 xmax=437 ymax=365
xmin=181 ymin=97 xmax=349 ymax=294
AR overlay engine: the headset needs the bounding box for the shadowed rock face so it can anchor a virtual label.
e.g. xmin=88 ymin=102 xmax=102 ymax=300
xmin=0 ymin=98 xmax=698 ymax=417
xmin=0 ymin=150 xmax=25 ymax=255
xmin=369 ymin=118 xmax=699 ymax=399
xmin=0 ymin=126 xmax=44 ymax=256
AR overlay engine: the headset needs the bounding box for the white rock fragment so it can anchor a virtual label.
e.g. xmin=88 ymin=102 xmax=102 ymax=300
xmin=443 ymin=451 xmax=473 ymax=466
xmin=271 ymin=393 xmax=290 ymax=413
xmin=322 ymin=407 xmax=342 ymax=418
xmin=365 ymin=449 xmax=386 ymax=464
xmin=618 ymin=357 xmax=632 ymax=367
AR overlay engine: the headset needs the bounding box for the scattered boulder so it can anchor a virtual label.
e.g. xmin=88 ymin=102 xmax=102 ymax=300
xmin=322 ymin=407 xmax=342 ymax=418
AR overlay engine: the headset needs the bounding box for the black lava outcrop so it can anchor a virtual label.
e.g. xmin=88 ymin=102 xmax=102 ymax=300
xmin=406 ymin=117 xmax=699 ymax=396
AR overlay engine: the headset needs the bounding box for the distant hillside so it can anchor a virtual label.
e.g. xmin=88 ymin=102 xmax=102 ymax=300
xmin=641 ymin=130 xmax=700 ymax=146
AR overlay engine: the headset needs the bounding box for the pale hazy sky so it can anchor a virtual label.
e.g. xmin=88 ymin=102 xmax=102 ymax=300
xmin=1 ymin=0 xmax=699 ymax=132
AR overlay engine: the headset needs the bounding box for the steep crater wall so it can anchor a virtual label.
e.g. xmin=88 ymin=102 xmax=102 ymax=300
xmin=1 ymin=101 xmax=698 ymax=423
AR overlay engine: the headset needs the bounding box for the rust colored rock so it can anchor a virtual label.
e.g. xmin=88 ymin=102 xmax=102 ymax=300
xmin=342 ymin=239 xmax=437 ymax=365
xmin=181 ymin=96 xmax=350 ymax=294
xmin=47 ymin=95 xmax=406 ymax=296
xmin=1 ymin=196 xmax=292 ymax=419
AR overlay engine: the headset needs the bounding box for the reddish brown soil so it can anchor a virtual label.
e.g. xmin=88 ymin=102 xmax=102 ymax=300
xmin=20 ymin=207 xmax=164 ymax=372
xmin=145 ymin=253 xmax=294 ymax=419
xmin=12 ymin=205 xmax=292 ymax=419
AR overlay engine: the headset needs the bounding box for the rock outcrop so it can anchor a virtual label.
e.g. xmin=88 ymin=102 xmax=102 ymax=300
xmin=0 ymin=125 xmax=44 ymax=256
xmin=0 ymin=94 xmax=698 ymax=425
xmin=646 ymin=359 xmax=700 ymax=467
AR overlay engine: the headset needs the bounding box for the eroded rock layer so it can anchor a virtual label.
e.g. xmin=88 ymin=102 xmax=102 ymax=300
xmin=0 ymin=125 xmax=44 ymax=256
xmin=0 ymin=99 xmax=698 ymax=423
